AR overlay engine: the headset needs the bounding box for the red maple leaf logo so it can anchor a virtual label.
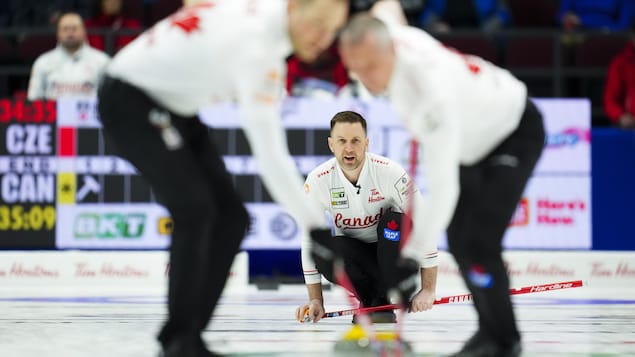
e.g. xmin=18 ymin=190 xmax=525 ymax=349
xmin=470 ymin=264 xmax=486 ymax=274
xmin=387 ymin=220 xmax=399 ymax=230
xmin=467 ymin=63 xmax=481 ymax=74
xmin=170 ymin=3 xmax=215 ymax=34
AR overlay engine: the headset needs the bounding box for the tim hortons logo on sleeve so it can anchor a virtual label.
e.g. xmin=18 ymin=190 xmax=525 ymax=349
xmin=394 ymin=174 xmax=416 ymax=201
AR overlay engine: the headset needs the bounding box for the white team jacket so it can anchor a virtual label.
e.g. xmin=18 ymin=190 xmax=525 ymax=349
xmin=302 ymin=152 xmax=439 ymax=284
xmin=106 ymin=0 xmax=326 ymax=229
xmin=384 ymin=22 xmax=528 ymax=265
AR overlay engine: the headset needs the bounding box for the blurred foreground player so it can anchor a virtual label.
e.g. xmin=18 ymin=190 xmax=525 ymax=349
xmin=96 ymin=1 xmax=348 ymax=356
xmin=338 ymin=14 xmax=545 ymax=357
xmin=295 ymin=111 xmax=438 ymax=324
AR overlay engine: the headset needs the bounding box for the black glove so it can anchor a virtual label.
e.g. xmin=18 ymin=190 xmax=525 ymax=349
xmin=385 ymin=257 xmax=420 ymax=309
xmin=309 ymin=228 xmax=338 ymax=281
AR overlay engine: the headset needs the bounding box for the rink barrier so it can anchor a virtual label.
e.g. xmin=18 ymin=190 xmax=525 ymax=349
xmin=0 ymin=250 xmax=632 ymax=291
xmin=0 ymin=250 xmax=249 ymax=291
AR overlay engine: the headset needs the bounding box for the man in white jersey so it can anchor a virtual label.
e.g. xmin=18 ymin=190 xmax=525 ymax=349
xmin=96 ymin=1 xmax=348 ymax=356
xmin=27 ymin=12 xmax=110 ymax=100
xmin=338 ymin=14 xmax=545 ymax=357
xmin=295 ymin=111 xmax=438 ymax=324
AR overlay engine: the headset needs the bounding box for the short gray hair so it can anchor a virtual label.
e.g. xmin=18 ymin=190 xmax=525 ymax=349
xmin=339 ymin=13 xmax=392 ymax=49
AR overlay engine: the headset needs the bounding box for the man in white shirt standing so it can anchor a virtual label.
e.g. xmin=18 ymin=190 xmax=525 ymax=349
xmin=27 ymin=12 xmax=110 ymax=100
xmin=96 ymin=1 xmax=348 ymax=356
xmin=295 ymin=111 xmax=438 ymax=324
xmin=338 ymin=14 xmax=545 ymax=357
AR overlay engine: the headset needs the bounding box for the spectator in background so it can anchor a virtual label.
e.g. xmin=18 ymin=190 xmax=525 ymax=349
xmin=604 ymin=26 xmax=635 ymax=129
xmin=27 ymin=12 xmax=110 ymax=100
xmin=8 ymin=0 xmax=92 ymax=27
xmin=85 ymin=0 xmax=143 ymax=53
xmin=286 ymin=44 xmax=350 ymax=98
xmin=558 ymin=0 xmax=635 ymax=32
xmin=419 ymin=0 xmax=511 ymax=33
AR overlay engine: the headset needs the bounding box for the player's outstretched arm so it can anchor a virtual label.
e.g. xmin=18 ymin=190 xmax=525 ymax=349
xmin=296 ymin=283 xmax=325 ymax=323
xmin=410 ymin=266 xmax=437 ymax=312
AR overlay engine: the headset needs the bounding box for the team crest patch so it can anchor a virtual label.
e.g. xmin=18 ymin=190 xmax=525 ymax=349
xmin=468 ymin=264 xmax=493 ymax=288
xmin=330 ymin=187 xmax=348 ymax=209
xmin=383 ymin=228 xmax=400 ymax=241
xmin=383 ymin=219 xmax=400 ymax=241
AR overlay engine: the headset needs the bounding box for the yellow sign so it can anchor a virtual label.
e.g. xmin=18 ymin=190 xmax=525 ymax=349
xmin=57 ymin=173 xmax=76 ymax=204
xmin=158 ymin=217 xmax=173 ymax=235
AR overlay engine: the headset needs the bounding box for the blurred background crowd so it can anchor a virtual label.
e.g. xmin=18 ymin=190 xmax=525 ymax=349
xmin=1 ymin=0 xmax=635 ymax=127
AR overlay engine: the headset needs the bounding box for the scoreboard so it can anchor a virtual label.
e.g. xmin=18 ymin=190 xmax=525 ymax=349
xmin=0 ymin=97 xmax=592 ymax=250
xmin=0 ymin=99 xmax=57 ymax=248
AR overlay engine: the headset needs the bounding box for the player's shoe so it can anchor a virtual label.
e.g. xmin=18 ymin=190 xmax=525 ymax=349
xmin=449 ymin=331 xmax=521 ymax=357
xmin=159 ymin=336 xmax=221 ymax=357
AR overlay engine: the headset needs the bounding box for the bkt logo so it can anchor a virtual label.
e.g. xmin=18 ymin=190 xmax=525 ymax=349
xmin=546 ymin=128 xmax=590 ymax=148
xmin=74 ymin=213 xmax=146 ymax=239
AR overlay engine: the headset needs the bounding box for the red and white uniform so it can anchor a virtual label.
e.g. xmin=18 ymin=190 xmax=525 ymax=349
xmin=302 ymin=152 xmax=438 ymax=284
xmin=27 ymin=44 xmax=110 ymax=100
xmin=384 ymin=22 xmax=527 ymax=265
xmin=107 ymin=0 xmax=325 ymax=229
